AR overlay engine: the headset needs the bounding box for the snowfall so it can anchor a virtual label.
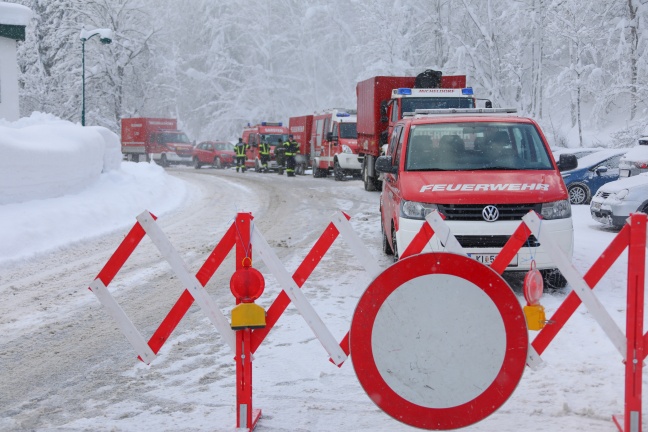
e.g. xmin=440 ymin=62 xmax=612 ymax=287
xmin=0 ymin=113 xmax=646 ymax=431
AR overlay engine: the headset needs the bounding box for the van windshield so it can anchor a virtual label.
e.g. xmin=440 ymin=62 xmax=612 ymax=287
xmin=161 ymin=132 xmax=190 ymax=144
xmin=339 ymin=122 xmax=357 ymax=139
xmin=261 ymin=134 xmax=289 ymax=145
xmin=405 ymin=122 xmax=554 ymax=171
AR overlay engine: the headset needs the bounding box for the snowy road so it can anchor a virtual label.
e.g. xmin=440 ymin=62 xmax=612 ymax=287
xmin=0 ymin=168 xmax=389 ymax=431
xmin=0 ymin=167 xmax=643 ymax=431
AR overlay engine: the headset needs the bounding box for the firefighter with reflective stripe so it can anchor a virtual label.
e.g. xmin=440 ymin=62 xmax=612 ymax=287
xmin=235 ymin=138 xmax=248 ymax=172
xmin=259 ymin=139 xmax=270 ymax=172
xmin=283 ymin=135 xmax=300 ymax=177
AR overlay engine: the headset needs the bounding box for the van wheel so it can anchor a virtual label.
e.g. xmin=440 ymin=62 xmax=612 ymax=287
xmin=193 ymin=157 xmax=201 ymax=169
xmin=334 ymin=160 xmax=344 ymax=181
xmin=382 ymin=221 xmax=393 ymax=256
xmin=541 ymin=269 xmax=568 ymax=290
xmin=391 ymin=226 xmax=399 ymax=262
xmin=160 ymin=154 xmax=169 ymax=167
xmin=313 ymin=165 xmax=325 ymax=178
xmin=213 ymin=157 xmax=222 ymax=169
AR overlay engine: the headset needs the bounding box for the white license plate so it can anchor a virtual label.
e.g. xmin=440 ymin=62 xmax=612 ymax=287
xmin=591 ymin=202 xmax=601 ymax=210
xmin=620 ymin=169 xmax=630 ymax=177
xmin=468 ymin=253 xmax=518 ymax=267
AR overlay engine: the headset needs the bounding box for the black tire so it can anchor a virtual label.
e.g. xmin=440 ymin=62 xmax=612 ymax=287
xmin=363 ymin=160 xmax=377 ymax=191
xmin=193 ymin=157 xmax=201 ymax=169
xmin=160 ymin=154 xmax=169 ymax=167
xmin=568 ymin=184 xmax=590 ymax=205
xmin=334 ymin=160 xmax=344 ymax=181
xmin=313 ymin=163 xmax=325 ymax=178
xmin=382 ymin=221 xmax=393 ymax=256
xmin=391 ymin=225 xmax=399 ymax=262
xmin=541 ymin=268 xmax=568 ymax=290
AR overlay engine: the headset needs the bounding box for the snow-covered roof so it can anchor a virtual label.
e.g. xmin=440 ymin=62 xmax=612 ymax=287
xmin=0 ymin=2 xmax=32 ymax=26
xmin=79 ymin=27 xmax=113 ymax=42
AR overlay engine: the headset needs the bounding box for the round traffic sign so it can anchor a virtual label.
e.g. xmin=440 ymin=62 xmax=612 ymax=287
xmin=350 ymin=252 xmax=528 ymax=430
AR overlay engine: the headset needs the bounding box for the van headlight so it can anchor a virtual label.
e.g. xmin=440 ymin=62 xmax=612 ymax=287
xmin=541 ymin=199 xmax=571 ymax=219
xmin=401 ymin=200 xmax=439 ymax=219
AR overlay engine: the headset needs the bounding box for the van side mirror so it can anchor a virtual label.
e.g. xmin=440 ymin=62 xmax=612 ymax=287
xmin=557 ymin=153 xmax=578 ymax=171
xmin=326 ymin=132 xmax=334 ymax=141
xmin=485 ymin=100 xmax=492 ymax=108
xmin=375 ymin=155 xmax=397 ymax=174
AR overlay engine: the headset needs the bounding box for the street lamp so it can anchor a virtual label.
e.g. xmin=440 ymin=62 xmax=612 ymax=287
xmin=80 ymin=27 xmax=112 ymax=126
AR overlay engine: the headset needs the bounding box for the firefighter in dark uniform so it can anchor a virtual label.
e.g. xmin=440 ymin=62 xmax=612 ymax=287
xmin=235 ymin=138 xmax=248 ymax=173
xmin=283 ymin=135 xmax=300 ymax=177
xmin=259 ymin=139 xmax=270 ymax=172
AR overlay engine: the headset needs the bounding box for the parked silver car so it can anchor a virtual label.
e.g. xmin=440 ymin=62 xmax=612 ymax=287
xmin=590 ymin=172 xmax=648 ymax=228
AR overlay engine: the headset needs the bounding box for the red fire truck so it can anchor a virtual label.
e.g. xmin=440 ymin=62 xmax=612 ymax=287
xmin=357 ymin=71 xmax=486 ymax=190
xmin=288 ymin=114 xmax=314 ymax=175
xmin=121 ymin=118 xmax=194 ymax=166
xmin=310 ymin=109 xmax=360 ymax=180
xmin=241 ymin=122 xmax=289 ymax=172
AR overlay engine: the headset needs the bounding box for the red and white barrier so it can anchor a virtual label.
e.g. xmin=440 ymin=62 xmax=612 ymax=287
xmin=88 ymin=208 xmax=648 ymax=431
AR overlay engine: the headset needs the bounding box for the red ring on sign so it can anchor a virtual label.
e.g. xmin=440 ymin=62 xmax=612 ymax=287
xmin=350 ymin=252 xmax=528 ymax=430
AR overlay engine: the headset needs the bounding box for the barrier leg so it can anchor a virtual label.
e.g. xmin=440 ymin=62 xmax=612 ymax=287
xmin=614 ymin=213 xmax=646 ymax=432
xmin=236 ymin=328 xmax=261 ymax=430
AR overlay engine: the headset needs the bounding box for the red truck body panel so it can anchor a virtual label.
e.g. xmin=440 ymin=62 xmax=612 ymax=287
xmin=356 ymin=75 xmax=467 ymax=158
xmin=289 ymin=115 xmax=314 ymax=161
xmin=121 ymin=118 xmax=177 ymax=149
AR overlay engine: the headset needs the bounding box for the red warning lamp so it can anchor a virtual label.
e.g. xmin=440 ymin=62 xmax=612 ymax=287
xmin=523 ymin=261 xmax=543 ymax=305
xmin=523 ymin=261 xmax=546 ymax=331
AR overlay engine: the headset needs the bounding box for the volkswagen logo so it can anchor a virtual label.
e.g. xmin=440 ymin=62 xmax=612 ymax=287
xmin=482 ymin=205 xmax=499 ymax=222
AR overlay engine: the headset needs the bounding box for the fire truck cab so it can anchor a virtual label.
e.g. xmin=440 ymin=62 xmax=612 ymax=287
xmin=241 ymin=122 xmax=289 ymax=172
xmin=311 ymin=109 xmax=361 ymax=180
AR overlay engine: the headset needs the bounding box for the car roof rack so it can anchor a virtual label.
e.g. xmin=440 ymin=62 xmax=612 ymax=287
xmin=403 ymin=108 xmax=518 ymax=117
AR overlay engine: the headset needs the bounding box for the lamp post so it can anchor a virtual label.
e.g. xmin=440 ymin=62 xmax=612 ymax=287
xmin=80 ymin=27 xmax=112 ymax=126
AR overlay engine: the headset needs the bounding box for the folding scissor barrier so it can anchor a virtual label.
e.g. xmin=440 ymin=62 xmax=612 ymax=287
xmin=88 ymin=209 xmax=647 ymax=431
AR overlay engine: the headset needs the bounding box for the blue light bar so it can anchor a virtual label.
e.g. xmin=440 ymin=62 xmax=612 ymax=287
xmin=396 ymin=88 xmax=412 ymax=95
xmin=336 ymin=112 xmax=350 ymax=117
xmin=461 ymin=87 xmax=474 ymax=95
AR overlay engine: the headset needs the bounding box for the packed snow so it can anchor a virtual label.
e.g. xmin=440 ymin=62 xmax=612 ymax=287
xmin=0 ymin=115 xmax=646 ymax=431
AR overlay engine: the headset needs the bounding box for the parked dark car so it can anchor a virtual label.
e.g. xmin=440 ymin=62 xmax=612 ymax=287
xmin=561 ymin=149 xmax=627 ymax=204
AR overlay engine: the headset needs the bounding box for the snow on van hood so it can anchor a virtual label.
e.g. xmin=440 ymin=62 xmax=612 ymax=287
xmin=402 ymin=171 xmax=567 ymax=204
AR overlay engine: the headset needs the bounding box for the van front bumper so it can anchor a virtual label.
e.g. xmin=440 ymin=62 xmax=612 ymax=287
xmin=396 ymin=217 xmax=574 ymax=271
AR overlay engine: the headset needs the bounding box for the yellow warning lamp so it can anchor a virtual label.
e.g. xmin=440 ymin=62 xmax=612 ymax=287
xmin=523 ymin=261 xmax=546 ymax=331
xmin=230 ymin=259 xmax=266 ymax=330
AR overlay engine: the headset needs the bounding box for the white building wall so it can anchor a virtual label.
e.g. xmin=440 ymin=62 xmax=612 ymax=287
xmin=0 ymin=37 xmax=19 ymax=121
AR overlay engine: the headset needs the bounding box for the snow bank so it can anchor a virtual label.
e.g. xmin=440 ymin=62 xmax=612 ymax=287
xmin=0 ymin=113 xmax=122 ymax=204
